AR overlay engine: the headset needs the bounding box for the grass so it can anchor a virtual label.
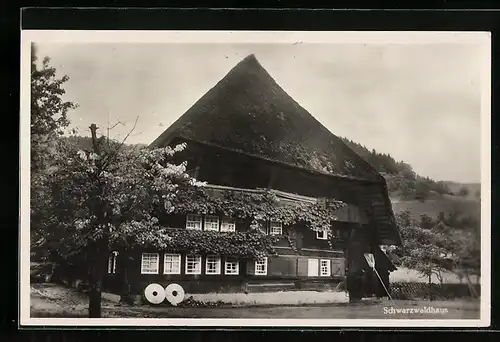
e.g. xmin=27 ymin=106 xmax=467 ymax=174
xmin=390 ymin=267 xmax=480 ymax=284
xmin=390 ymin=195 xmax=480 ymax=222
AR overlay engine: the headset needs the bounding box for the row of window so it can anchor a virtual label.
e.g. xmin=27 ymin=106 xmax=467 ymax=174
xmin=109 ymin=252 xmax=337 ymax=277
xmin=186 ymin=214 xmax=236 ymax=232
xmin=185 ymin=214 xmax=330 ymax=240
xmin=140 ymin=253 xmax=263 ymax=275
xmin=140 ymin=253 xmax=333 ymax=277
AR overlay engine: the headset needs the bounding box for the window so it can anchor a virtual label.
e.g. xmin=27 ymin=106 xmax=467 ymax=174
xmin=141 ymin=253 xmax=159 ymax=274
xmin=220 ymin=218 xmax=236 ymax=232
xmin=316 ymin=230 xmax=328 ymax=240
xmin=186 ymin=214 xmax=202 ymax=230
xmin=185 ymin=255 xmax=202 ymax=275
xmin=255 ymin=257 xmax=268 ymax=275
xmin=205 ymin=255 xmax=221 ymax=275
xmin=204 ymin=215 xmax=220 ymax=231
xmin=108 ymin=251 xmax=118 ymax=274
xmin=224 ymin=257 xmax=239 ymax=275
xmin=269 ymin=221 xmax=282 ymax=235
xmin=320 ymin=259 xmax=331 ymax=277
xmin=163 ymin=254 xmax=181 ymax=274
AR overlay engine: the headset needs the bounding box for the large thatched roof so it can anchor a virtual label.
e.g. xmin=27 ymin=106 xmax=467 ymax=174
xmin=150 ymin=54 xmax=401 ymax=246
xmin=150 ymin=54 xmax=382 ymax=182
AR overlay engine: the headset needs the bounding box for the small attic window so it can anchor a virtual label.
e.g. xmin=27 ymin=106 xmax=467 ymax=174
xmin=316 ymin=230 xmax=328 ymax=240
xmin=269 ymin=221 xmax=282 ymax=235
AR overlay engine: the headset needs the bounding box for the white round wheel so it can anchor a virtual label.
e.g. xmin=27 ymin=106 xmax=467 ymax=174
xmin=165 ymin=283 xmax=185 ymax=306
xmin=144 ymin=283 xmax=166 ymax=304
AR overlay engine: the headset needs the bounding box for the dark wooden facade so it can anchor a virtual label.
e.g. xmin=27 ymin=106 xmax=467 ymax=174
xmin=103 ymin=141 xmax=397 ymax=299
xmin=102 ymin=54 xmax=401 ymax=301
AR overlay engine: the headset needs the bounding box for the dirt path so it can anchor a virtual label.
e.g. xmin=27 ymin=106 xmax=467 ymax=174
xmin=30 ymin=283 xmax=480 ymax=319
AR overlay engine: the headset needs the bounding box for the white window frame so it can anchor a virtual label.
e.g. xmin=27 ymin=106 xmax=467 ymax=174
xmin=316 ymin=230 xmax=328 ymax=240
xmin=186 ymin=214 xmax=202 ymax=230
xmin=269 ymin=221 xmax=282 ymax=235
xmin=205 ymin=255 xmax=222 ymax=275
xmin=255 ymin=257 xmax=268 ymax=275
xmin=224 ymin=257 xmax=239 ymax=275
xmin=163 ymin=253 xmax=181 ymax=275
xmin=220 ymin=217 xmax=236 ymax=232
xmin=320 ymin=259 xmax=331 ymax=277
xmin=141 ymin=253 xmax=159 ymax=274
xmin=204 ymin=215 xmax=220 ymax=231
xmin=108 ymin=251 xmax=118 ymax=274
xmin=185 ymin=255 xmax=202 ymax=275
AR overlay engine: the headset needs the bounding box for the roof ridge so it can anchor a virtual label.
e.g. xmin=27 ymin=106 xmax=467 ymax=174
xmin=149 ymin=54 xmax=383 ymax=182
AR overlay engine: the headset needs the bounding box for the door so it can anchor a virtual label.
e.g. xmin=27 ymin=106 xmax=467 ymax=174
xmin=307 ymin=258 xmax=319 ymax=277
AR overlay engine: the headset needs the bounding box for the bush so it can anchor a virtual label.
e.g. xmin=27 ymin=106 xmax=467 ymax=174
xmin=30 ymin=262 xmax=55 ymax=283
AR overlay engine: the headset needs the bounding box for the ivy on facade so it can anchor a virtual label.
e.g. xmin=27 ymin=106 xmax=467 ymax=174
xmin=138 ymin=186 xmax=347 ymax=258
xmin=135 ymin=228 xmax=280 ymax=260
xmin=171 ymin=186 xmax=345 ymax=231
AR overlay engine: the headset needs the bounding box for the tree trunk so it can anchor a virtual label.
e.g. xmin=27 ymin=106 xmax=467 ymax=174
xmin=88 ymin=243 xmax=107 ymax=318
xmin=88 ymin=279 xmax=102 ymax=318
xmin=428 ymin=274 xmax=432 ymax=301
xmin=87 ymin=123 xmax=109 ymax=317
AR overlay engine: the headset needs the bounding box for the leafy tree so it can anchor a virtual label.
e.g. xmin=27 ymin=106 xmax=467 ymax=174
xmin=432 ymin=220 xmax=480 ymax=297
xmin=415 ymin=178 xmax=431 ymax=201
xmin=434 ymin=181 xmax=451 ymax=195
xmin=394 ymin=210 xmax=480 ymax=298
xmin=37 ymin=124 xmax=204 ymax=317
xmin=395 ymin=211 xmax=454 ymax=296
xmin=31 ymin=43 xmax=78 ymax=172
xmin=458 ymin=186 xmax=470 ymax=197
xmin=419 ymin=214 xmax=435 ymax=229
xmin=31 ymin=46 xmax=78 ymax=259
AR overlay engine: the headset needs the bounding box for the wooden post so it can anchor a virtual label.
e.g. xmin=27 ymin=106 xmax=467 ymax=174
xmin=87 ymin=123 xmax=107 ymax=318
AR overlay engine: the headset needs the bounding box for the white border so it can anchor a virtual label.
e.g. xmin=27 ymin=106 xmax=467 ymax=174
xmin=20 ymin=30 xmax=491 ymax=328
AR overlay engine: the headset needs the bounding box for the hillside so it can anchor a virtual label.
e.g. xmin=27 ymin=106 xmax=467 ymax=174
xmin=340 ymin=137 xmax=480 ymax=200
xmin=62 ymin=135 xmax=147 ymax=152
xmin=391 ymin=195 xmax=480 ymax=222
xmin=339 ymin=137 xmax=481 ymax=225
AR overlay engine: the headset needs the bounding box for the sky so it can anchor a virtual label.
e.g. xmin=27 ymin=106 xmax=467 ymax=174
xmin=35 ymin=41 xmax=485 ymax=183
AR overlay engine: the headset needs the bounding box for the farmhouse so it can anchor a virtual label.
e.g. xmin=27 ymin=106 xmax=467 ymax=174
xmin=103 ymin=54 xmax=401 ymax=302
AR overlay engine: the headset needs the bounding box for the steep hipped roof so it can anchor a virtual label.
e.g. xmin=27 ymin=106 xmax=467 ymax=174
xmin=150 ymin=54 xmax=382 ymax=182
xmin=150 ymin=54 xmax=401 ymax=246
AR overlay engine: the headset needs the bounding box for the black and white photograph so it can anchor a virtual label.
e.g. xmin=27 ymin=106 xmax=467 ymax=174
xmin=20 ymin=30 xmax=491 ymax=327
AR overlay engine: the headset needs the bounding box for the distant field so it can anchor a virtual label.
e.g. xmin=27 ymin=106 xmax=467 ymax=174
xmin=390 ymin=194 xmax=480 ymax=222
xmin=445 ymin=182 xmax=481 ymax=200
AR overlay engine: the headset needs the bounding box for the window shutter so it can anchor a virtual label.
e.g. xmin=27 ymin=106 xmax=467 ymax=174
xmin=331 ymin=257 xmax=345 ymax=277
xmin=267 ymin=257 xmax=296 ymax=276
xmin=246 ymin=259 xmax=255 ymax=275
xmin=296 ymin=257 xmax=308 ymax=277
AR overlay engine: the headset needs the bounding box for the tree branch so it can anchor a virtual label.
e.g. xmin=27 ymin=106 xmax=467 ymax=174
xmin=102 ymin=116 xmax=139 ymax=169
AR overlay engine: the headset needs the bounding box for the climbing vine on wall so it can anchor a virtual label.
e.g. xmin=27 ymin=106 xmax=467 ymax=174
xmin=134 ymin=228 xmax=280 ymax=259
xmin=141 ymin=186 xmax=346 ymax=257
xmin=170 ymin=186 xmax=345 ymax=232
